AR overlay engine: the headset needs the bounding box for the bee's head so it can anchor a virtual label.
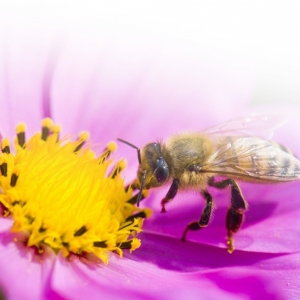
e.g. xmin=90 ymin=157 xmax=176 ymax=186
xmin=139 ymin=142 xmax=170 ymax=189
xmin=117 ymin=139 xmax=170 ymax=206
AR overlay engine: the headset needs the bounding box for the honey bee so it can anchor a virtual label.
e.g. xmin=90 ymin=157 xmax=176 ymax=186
xmin=118 ymin=114 xmax=300 ymax=253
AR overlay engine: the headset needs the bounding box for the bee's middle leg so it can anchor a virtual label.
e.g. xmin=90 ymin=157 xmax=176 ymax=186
xmin=181 ymin=190 xmax=213 ymax=241
xmin=208 ymin=177 xmax=248 ymax=253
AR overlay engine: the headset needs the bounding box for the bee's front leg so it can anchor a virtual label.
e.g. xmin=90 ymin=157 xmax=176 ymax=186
xmin=181 ymin=190 xmax=213 ymax=241
xmin=161 ymin=179 xmax=179 ymax=213
xmin=208 ymin=177 xmax=248 ymax=253
xmin=125 ymin=179 xmax=140 ymax=192
xmin=125 ymin=179 xmax=147 ymax=205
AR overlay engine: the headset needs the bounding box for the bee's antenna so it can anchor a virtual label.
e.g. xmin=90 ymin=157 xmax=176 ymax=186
xmin=136 ymin=171 xmax=147 ymax=207
xmin=117 ymin=138 xmax=141 ymax=164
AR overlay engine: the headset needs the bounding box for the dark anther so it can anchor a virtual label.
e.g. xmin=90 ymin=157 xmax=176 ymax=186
xmin=111 ymin=166 xmax=122 ymax=179
xmin=73 ymin=141 xmax=85 ymax=153
xmin=41 ymin=126 xmax=50 ymax=141
xmin=99 ymin=150 xmax=111 ymax=163
xmin=125 ymin=211 xmax=147 ymax=223
xmin=127 ymin=192 xmax=146 ymax=205
xmin=39 ymin=227 xmax=46 ymax=233
xmin=127 ymin=194 xmax=138 ymax=204
xmin=10 ymin=173 xmax=18 ymax=187
xmin=26 ymin=215 xmax=34 ymax=224
xmin=125 ymin=180 xmax=140 ymax=193
xmin=62 ymin=242 xmax=69 ymax=247
xmin=0 ymin=163 xmax=7 ymax=177
xmin=93 ymin=241 xmax=107 ymax=248
xmin=12 ymin=200 xmax=25 ymax=207
xmin=1 ymin=145 xmax=10 ymax=154
xmin=117 ymin=241 xmax=132 ymax=249
xmin=17 ymin=132 xmax=26 ymax=148
xmin=74 ymin=225 xmax=88 ymax=237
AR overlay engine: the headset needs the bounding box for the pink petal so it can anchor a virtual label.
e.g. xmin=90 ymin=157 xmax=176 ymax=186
xmin=0 ymin=226 xmax=56 ymax=300
xmin=141 ymin=179 xmax=300 ymax=253
xmin=50 ymin=251 xmax=285 ymax=300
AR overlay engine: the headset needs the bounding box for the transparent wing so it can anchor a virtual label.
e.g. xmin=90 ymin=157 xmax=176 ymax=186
xmin=202 ymin=136 xmax=300 ymax=182
xmin=202 ymin=113 xmax=288 ymax=140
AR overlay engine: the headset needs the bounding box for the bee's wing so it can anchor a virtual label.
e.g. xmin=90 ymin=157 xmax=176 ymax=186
xmin=203 ymin=113 xmax=288 ymax=140
xmin=202 ymin=136 xmax=300 ymax=182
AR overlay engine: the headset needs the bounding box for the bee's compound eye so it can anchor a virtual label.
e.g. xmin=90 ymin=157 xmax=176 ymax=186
xmin=154 ymin=158 xmax=169 ymax=184
xmin=155 ymin=166 xmax=169 ymax=183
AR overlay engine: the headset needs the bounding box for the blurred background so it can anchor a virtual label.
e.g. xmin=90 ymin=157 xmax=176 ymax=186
xmin=0 ymin=0 xmax=300 ymax=138
xmin=0 ymin=1 xmax=299 ymax=105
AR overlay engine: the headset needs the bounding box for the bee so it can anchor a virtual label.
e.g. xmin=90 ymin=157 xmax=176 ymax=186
xmin=118 ymin=114 xmax=300 ymax=253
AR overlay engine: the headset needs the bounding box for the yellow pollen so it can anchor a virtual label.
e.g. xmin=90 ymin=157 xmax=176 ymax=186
xmin=0 ymin=119 xmax=151 ymax=264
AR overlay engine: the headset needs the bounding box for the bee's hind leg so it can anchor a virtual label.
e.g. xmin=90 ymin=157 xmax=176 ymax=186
xmin=181 ymin=190 xmax=213 ymax=242
xmin=208 ymin=177 xmax=248 ymax=253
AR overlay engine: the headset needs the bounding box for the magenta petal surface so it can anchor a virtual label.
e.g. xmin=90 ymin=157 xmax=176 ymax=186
xmin=0 ymin=219 xmax=56 ymax=300
xmin=50 ymin=251 xmax=287 ymax=300
xmin=49 ymin=232 xmax=298 ymax=300
xmin=143 ymin=181 xmax=300 ymax=253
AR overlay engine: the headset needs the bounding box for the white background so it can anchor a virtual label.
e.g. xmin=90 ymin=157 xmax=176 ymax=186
xmin=0 ymin=1 xmax=300 ymax=105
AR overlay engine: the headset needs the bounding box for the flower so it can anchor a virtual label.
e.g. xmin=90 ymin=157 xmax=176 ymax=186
xmin=0 ymin=119 xmax=150 ymax=265
xmin=1 ymin=5 xmax=300 ymax=300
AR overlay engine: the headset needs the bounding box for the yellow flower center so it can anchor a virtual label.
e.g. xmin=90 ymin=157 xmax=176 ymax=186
xmin=0 ymin=118 xmax=151 ymax=264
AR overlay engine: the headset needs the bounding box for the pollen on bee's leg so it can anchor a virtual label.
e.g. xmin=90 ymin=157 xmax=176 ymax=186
xmin=0 ymin=119 xmax=151 ymax=264
xmin=227 ymin=231 xmax=234 ymax=254
xmin=226 ymin=207 xmax=244 ymax=253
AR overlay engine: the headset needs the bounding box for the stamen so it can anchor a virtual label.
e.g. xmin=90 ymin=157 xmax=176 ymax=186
xmin=125 ymin=210 xmax=150 ymax=223
xmin=16 ymin=123 xmax=26 ymax=148
xmin=118 ymin=240 xmax=133 ymax=249
xmin=127 ymin=190 xmax=149 ymax=205
xmin=41 ymin=118 xmax=53 ymax=141
xmin=0 ymin=163 xmax=7 ymax=177
xmin=74 ymin=225 xmax=88 ymax=237
xmin=125 ymin=179 xmax=139 ymax=192
xmin=10 ymin=173 xmax=18 ymax=187
xmin=98 ymin=142 xmax=117 ymax=163
xmin=0 ymin=118 xmax=151 ymax=264
xmin=73 ymin=132 xmax=89 ymax=153
xmin=117 ymin=239 xmax=141 ymax=251
xmin=12 ymin=200 xmax=26 ymax=207
xmin=1 ymin=138 xmax=10 ymax=154
xmin=50 ymin=124 xmax=61 ymax=142
xmin=93 ymin=241 xmax=107 ymax=248
xmin=39 ymin=227 xmax=46 ymax=233
xmin=109 ymin=160 xmax=126 ymax=179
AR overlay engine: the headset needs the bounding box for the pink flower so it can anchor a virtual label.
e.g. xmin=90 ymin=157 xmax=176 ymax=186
xmin=0 ymin=6 xmax=300 ymax=300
